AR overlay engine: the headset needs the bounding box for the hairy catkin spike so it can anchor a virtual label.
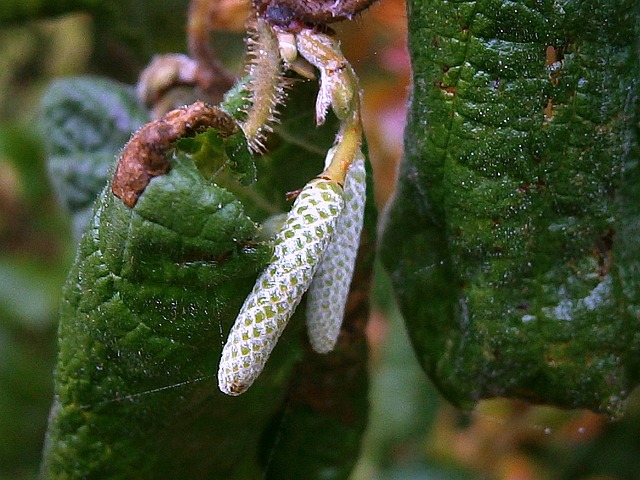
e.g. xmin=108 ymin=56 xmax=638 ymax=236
xmin=305 ymin=152 xmax=366 ymax=353
xmin=218 ymin=178 xmax=344 ymax=396
xmin=241 ymin=17 xmax=288 ymax=152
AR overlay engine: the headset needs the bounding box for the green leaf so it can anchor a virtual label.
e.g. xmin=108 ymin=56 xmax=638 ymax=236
xmin=40 ymin=76 xmax=149 ymax=238
xmin=42 ymin=150 xmax=275 ymax=478
xmin=381 ymin=0 xmax=640 ymax=415
xmin=177 ymin=129 xmax=257 ymax=186
xmin=42 ymin=80 xmax=372 ymax=479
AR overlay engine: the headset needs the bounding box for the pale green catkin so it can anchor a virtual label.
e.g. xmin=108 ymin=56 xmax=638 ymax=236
xmin=218 ymin=178 xmax=344 ymax=395
xmin=305 ymin=152 xmax=366 ymax=353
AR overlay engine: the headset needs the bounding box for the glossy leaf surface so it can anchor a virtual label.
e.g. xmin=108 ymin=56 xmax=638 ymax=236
xmin=381 ymin=0 xmax=640 ymax=415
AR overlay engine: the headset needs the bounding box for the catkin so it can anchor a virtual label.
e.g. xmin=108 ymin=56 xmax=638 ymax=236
xmin=305 ymin=152 xmax=366 ymax=353
xmin=218 ymin=177 xmax=344 ymax=395
xmin=241 ymin=17 xmax=287 ymax=151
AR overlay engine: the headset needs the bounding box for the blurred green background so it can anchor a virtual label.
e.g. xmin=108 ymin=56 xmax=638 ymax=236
xmin=1 ymin=2 xmax=640 ymax=479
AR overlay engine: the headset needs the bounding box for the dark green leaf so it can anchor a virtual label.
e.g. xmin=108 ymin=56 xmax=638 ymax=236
xmin=224 ymin=133 xmax=257 ymax=186
xmin=381 ymin=0 xmax=640 ymax=415
xmin=42 ymin=149 xmax=278 ymax=479
xmin=178 ymin=129 xmax=257 ymax=186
